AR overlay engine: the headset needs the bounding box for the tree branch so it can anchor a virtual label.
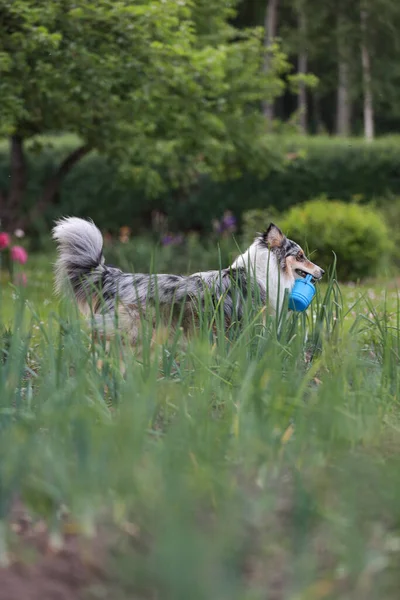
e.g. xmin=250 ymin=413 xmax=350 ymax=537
xmin=32 ymin=144 xmax=92 ymax=220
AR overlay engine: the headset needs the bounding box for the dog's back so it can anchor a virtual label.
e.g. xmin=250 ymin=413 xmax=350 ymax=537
xmin=52 ymin=217 xmax=264 ymax=344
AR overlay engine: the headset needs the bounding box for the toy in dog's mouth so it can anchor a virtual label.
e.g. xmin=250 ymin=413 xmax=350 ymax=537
xmin=289 ymin=273 xmax=317 ymax=312
xmin=295 ymin=268 xmax=316 ymax=283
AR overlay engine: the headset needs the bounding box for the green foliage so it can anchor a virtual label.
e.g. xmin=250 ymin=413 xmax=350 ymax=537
xmin=1 ymin=258 xmax=400 ymax=594
xmin=2 ymin=135 xmax=400 ymax=234
xmin=280 ymin=197 xmax=393 ymax=280
xmin=240 ymin=206 xmax=281 ymax=244
xmin=238 ymin=0 xmax=400 ymax=135
xmin=375 ymin=194 xmax=400 ymax=268
xmin=0 ymin=0 xmax=291 ymax=212
xmin=105 ymin=233 xmax=237 ymax=275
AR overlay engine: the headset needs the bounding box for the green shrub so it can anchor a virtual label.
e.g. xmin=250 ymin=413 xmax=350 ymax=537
xmin=374 ymin=194 xmax=400 ymax=268
xmin=279 ymin=198 xmax=393 ymax=281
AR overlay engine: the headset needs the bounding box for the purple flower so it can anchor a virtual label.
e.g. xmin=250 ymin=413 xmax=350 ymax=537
xmin=161 ymin=233 xmax=184 ymax=247
xmin=161 ymin=235 xmax=174 ymax=247
xmin=222 ymin=213 xmax=237 ymax=231
xmin=213 ymin=211 xmax=237 ymax=235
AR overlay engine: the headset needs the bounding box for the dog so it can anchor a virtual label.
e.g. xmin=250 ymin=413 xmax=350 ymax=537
xmin=52 ymin=217 xmax=324 ymax=345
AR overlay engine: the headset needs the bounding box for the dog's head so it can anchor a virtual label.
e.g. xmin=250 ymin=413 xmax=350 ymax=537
xmin=262 ymin=223 xmax=324 ymax=283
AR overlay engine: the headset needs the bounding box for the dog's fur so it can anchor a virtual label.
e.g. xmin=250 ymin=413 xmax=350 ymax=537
xmin=52 ymin=217 xmax=324 ymax=344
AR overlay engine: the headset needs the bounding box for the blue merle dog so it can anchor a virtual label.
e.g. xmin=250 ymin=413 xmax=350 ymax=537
xmin=53 ymin=217 xmax=324 ymax=344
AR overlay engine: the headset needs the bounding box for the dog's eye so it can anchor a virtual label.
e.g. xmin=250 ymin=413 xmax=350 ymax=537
xmin=296 ymin=252 xmax=304 ymax=261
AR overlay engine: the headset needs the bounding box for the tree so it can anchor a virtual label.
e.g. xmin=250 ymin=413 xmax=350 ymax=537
xmin=336 ymin=6 xmax=352 ymax=136
xmin=360 ymin=4 xmax=374 ymax=140
xmin=236 ymin=0 xmax=400 ymax=135
xmin=277 ymin=0 xmax=321 ymax=134
xmin=296 ymin=1 xmax=308 ymax=133
xmin=0 ymin=0 xmax=289 ymax=230
xmin=357 ymin=0 xmax=400 ymax=137
xmin=262 ymin=0 xmax=280 ymax=125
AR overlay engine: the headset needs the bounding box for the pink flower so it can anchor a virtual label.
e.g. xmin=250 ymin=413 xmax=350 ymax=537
xmin=0 ymin=232 xmax=10 ymax=250
xmin=14 ymin=272 xmax=27 ymax=286
xmin=11 ymin=245 xmax=28 ymax=264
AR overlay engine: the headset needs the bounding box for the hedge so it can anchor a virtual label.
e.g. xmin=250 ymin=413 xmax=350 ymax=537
xmin=2 ymin=135 xmax=400 ymax=233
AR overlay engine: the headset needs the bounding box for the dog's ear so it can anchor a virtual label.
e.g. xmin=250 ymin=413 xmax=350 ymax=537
xmin=262 ymin=223 xmax=285 ymax=248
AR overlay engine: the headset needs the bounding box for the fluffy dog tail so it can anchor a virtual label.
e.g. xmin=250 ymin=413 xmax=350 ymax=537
xmin=52 ymin=217 xmax=106 ymax=311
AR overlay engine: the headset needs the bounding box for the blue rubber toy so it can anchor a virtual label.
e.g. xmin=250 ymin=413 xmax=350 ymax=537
xmin=288 ymin=274 xmax=316 ymax=312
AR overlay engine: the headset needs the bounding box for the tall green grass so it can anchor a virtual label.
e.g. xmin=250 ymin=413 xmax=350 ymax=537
xmin=1 ymin=266 xmax=400 ymax=599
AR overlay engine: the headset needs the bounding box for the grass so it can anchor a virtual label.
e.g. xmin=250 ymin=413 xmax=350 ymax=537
xmin=1 ymin=253 xmax=400 ymax=599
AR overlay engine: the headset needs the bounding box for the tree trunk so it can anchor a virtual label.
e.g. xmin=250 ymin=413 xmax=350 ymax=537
xmin=262 ymin=0 xmax=280 ymax=127
xmin=336 ymin=12 xmax=351 ymax=136
xmin=0 ymin=135 xmax=27 ymax=231
xmin=336 ymin=60 xmax=351 ymax=136
xmin=0 ymin=140 xmax=92 ymax=231
xmin=30 ymin=144 xmax=91 ymax=223
xmin=297 ymin=4 xmax=308 ymax=134
xmin=312 ymin=91 xmax=324 ymax=134
xmin=360 ymin=7 xmax=374 ymax=141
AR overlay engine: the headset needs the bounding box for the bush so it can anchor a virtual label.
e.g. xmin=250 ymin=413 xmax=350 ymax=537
xmin=277 ymin=198 xmax=393 ymax=281
xmin=375 ymin=195 xmax=400 ymax=268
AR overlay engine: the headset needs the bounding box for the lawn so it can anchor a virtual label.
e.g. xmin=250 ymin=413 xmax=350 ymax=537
xmin=1 ymin=252 xmax=400 ymax=599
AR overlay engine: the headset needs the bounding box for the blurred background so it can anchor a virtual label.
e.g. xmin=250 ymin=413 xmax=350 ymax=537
xmin=3 ymin=5 xmax=400 ymax=598
xmin=1 ymin=0 xmax=400 ymax=281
